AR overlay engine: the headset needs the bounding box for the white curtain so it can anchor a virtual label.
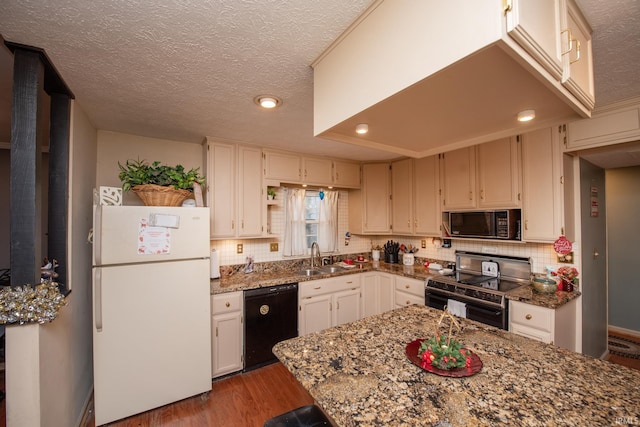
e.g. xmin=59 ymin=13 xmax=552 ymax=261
xmin=283 ymin=188 xmax=307 ymax=256
xmin=318 ymin=190 xmax=339 ymax=253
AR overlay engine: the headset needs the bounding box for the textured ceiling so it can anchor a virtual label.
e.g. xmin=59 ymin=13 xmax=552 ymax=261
xmin=0 ymin=0 xmax=639 ymax=164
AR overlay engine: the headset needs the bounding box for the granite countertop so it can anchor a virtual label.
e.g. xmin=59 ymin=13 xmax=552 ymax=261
xmin=274 ymin=305 xmax=640 ymax=426
xmin=506 ymin=284 xmax=581 ymax=309
xmin=210 ymin=261 xmax=435 ymax=295
xmin=211 ymin=261 xmax=580 ymax=310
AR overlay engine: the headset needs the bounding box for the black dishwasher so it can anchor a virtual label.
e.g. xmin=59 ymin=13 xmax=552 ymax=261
xmin=243 ymin=283 xmax=298 ymax=371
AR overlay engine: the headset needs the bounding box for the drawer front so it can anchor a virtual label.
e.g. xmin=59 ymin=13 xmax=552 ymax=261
xmin=212 ymin=291 xmax=243 ymax=314
xmin=394 ymin=277 xmax=425 ymax=298
xmin=510 ymin=301 xmax=552 ymax=333
xmin=511 ymin=323 xmax=552 ymax=344
xmin=394 ymin=290 xmax=425 ymax=308
xmin=300 ymin=276 xmax=360 ymax=298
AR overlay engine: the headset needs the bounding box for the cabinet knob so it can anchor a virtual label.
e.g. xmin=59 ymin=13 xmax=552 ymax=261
xmin=525 ymin=314 xmax=532 ymax=320
xmin=406 ymin=300 xmax=411 ymax=305
xmin=405 ymin=284 xmax=410 ymax=289
xmin=225 ymin=302 xmax=230 ymax=308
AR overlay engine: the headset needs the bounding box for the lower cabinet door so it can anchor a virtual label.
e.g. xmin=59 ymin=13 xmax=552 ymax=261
xmin=212 ymin=311 xmax=243 ymax=378
xmin=299 ymin=294 xmax=332 ymax=335
xmin=334 ymin=288 xmax=361 ymax=326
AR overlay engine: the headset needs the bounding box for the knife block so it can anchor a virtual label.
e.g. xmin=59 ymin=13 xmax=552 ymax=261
xmin=384 ymin=252 xmax=398 ymax=264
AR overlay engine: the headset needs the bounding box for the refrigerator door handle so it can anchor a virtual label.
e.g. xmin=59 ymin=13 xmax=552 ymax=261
xmin=95 ymin=268 xmax=103 ymax=331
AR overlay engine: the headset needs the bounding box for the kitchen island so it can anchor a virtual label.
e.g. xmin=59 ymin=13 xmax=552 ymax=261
xmin=273 ymin=305 xmax=640 ymax=426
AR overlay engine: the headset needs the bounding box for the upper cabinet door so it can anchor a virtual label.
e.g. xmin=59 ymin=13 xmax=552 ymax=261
xmin=413 ymin=155 xmax=440 ymax=236
xmin=477 ymin=137 xmax=521 ymax=209
xmin=441 ymin=147 xmax=476 ymax=210
xmin=391 ymin=158 xmax=413 ymax=235
xmin=302 ymin=157 xmax=333 ymax=186
xmin=209 ymin=142 xmax=236 ymax=238
xmin=333 ymin=160 xmax=360 ymax=188
xmin=561 ymin=0 xmax=594 ymax=109
xmin=264 ymin=150 xmax=301 ymax=183
xmin=237 ymin=146 xmax=263 ymax=237
xmin=506 ymin=0 xmax=563 ymax=80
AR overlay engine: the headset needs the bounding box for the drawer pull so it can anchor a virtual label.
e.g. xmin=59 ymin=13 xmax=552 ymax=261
xmin=225 ymin=302 xmax=230 ymax=308
xmin=346 ymin=281 xmax=353 ymax=284
xmin=314 ymin=286 xmax=321 ymax=290
xmin=405 ymin=284 xmax=410 ymax=289
xmin=406 ymin=300 xmax=411 ymax=305
xmin=525 ymin=314 xmax=532 ymax=320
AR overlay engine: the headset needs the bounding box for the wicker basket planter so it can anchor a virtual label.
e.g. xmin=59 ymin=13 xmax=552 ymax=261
xmin=132 ymin=184 xmax=192 ymax=207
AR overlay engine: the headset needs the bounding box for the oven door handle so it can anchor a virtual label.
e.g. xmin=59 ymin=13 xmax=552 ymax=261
xmin=466 ymin=304 xmax=503 ymax=316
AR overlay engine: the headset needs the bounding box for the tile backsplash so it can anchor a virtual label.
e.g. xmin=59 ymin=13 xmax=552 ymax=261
xmin=210 ymin=189 xmax=572 ymax=274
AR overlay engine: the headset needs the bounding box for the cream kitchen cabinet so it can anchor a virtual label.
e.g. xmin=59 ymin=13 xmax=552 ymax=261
xmin=393 ymin=276 xmax=425 ymax=308
xmin=505 ymin=0 xmax=563 ymax=81
xmin=521 ymin=127 xmax=565 ymax=242
xmin=206 ymin=139 xmax=264 ymax=238
xmin=298 ymin=275 xmax=362 ymax=336
xmin=361 ymin=272 xmax=394 ymax=318
xmin=333 ymin=160 xmax=361 ymax=188
xmin=566 ymin=98 xmax=640 ymax=151
xmin=441 ymin=146 xmax=476 ymax=210
xmin=441 ymin=139 xmax=521 ymax=212
xmin=391 ymin=158 xmax=413 ymax=235
xmin=349 ymin=162 xmax=391 ymax=235
xmin=211 ymin=292 xmax=243 ymax=378
xmin=476 ymin=137 xmax=521 ymax=209
xmin=302 ymin=156 xmax=333 ymax=186
xmin=561 ymin=0 xmax=595 ymax=110
xmin=391 ymin=156 xmax=440 ymax=236
xmin=263 ymin=149 xmax=301 ymax=184
xmin=413 ymin=155 xmax=441 ymax=236
xmin=509 ymin=299 xmax=577 ymax=351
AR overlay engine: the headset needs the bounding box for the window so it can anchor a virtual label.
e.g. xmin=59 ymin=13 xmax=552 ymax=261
xmin=304 ymin=191 xmax=320 ymax=250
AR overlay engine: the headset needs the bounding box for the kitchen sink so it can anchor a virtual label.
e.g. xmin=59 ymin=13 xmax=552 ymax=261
xmin=296 ymin=268 xmax=323 ymax=277
xmin=319 ymin=266 xmax=343 ymax=274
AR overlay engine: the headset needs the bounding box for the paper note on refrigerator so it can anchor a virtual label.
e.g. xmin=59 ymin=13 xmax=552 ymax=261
xmin=138 ymin=218 xmax=172 ymax=254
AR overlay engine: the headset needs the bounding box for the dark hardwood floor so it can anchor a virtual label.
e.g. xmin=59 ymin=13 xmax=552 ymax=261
xmin=85 ymin=362 xmax=314 ymax=427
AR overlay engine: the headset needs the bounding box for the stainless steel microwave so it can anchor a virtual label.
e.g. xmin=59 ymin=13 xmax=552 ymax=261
xmin=449 ymin=210 xmax=521 ymax=240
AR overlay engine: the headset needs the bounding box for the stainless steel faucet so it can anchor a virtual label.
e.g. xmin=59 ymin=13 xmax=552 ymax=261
xmin=310 ymin=242 xmax=321 ymax=269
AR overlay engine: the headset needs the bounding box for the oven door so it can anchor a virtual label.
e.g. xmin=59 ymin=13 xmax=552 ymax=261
xmin=425 ymin=288 xmax=507 ymax=330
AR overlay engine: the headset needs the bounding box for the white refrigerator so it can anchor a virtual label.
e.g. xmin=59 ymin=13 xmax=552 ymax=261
xmin=92 ymin=205 xmax=212 ymax=426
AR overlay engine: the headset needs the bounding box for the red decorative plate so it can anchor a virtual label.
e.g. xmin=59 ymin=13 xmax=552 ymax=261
xmin=405 ymin=339 xmax=483 ymax=378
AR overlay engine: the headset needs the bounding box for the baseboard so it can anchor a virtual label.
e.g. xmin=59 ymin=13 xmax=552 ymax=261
xmin=77 ymin=390 xmax=94 ymax=427
xmin=601 ymin=348 xmax=610 ymax=361
xmin=608 ymin=325 xmax=640 ymax=339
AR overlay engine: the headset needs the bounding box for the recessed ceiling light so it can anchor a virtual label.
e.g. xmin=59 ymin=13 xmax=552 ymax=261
xmin=517 ymin=109 xmax=536 ymax=122
xmin=355 ymin=123 xmax=369 ymax=134
xmin=254 ymin=95 xmax=281 ymax=109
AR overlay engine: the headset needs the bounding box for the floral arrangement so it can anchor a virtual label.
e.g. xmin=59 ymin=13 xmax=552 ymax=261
xmin=418 ymin=309 xmax=471 ymax=370
xmin=552 ymin=266 xmax=579 ymax=284
xmin=419 ymin=333 xmax=472 ymax=370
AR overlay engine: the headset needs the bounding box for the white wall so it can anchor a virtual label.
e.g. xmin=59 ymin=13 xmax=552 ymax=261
xmin=606 ymin=166 xmax=640 ymax=332
xmin=96 ymin=131 xmax=204 ymax=206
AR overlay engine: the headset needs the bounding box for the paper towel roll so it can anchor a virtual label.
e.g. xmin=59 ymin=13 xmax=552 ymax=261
xmin=210 ymin=250 xmax=220 ymax=279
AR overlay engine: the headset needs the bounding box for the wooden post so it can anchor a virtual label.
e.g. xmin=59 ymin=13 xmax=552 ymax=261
xmin=10 ymin=48 xmax=45 ymax=287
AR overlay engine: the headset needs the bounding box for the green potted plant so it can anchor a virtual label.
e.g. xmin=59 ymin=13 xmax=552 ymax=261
xmin=267 ymin=188 xmax=277 ymax=200
xmin=118 ymin=159 xmax=205 ymax=206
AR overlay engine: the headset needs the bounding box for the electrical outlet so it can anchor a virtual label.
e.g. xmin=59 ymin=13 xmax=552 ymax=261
xmin=270 ymin=243 xmax=279 ymax=252
xmin=236 ymin=243 xmax=243 ymax=254
xmin=421 ymin=239 xmax=426 ymax=249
